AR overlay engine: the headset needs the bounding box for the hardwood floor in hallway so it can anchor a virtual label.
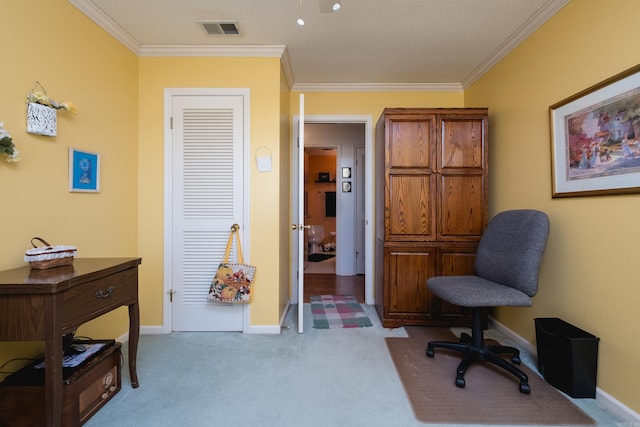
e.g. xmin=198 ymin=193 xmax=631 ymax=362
xmin=303 ymin=274 xmax=365 ymax=303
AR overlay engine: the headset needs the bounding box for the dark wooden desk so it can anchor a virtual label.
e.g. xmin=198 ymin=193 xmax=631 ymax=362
xmin=0 ymin=257 xmax=142 ymax=427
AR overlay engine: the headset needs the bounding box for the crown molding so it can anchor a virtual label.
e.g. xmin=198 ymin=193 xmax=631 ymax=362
xmin=138 ymin=44 xmax=286 ymax=58
xmin=69 ymin=0 xmax=141 ymax=53
xmin=292 ymin=82 xmax=463 ymax=92
xmin=279 ymin=48 xmax=296 ymax=91
xmin=462 ymin=0 xmax=569 ymax=88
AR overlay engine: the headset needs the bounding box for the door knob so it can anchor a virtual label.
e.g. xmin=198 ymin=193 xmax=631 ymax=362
xmin=291 ymin=224 xmax=311 ymax=230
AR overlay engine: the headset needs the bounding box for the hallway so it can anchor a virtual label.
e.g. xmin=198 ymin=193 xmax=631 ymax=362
xmin=304 ymin=273 xmax=364 ymax=303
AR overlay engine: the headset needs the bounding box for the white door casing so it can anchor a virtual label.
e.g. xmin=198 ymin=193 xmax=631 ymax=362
xmin=164 ymin=89 xmax=250 ymax=332
xmin=291 ymin=114 xmax=374 ymax=306
xmin=356 ymin=146 xmax=366 ymax=275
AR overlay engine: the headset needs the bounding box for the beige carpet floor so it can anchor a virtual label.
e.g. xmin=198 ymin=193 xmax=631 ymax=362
xmin=386 ymin=326 xmax=596 ymax=425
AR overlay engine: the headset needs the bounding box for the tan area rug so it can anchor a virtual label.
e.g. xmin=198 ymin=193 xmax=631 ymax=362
xmin=386 ymin=327 xmax=596 ymax=425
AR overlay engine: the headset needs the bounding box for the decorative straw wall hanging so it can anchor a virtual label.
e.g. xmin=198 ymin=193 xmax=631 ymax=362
xmin=26 ymin=82 xmax=76 ymax=137
xmin=27 ymin=82 xmax=57 ymax=136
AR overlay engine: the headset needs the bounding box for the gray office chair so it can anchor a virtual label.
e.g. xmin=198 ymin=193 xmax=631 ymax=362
xmin=426 ymin=209 xmax=550 ymax=394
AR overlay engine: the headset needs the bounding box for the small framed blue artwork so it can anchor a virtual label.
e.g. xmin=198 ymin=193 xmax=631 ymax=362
xmin=69 ymin=148 xmax=100 ymax=192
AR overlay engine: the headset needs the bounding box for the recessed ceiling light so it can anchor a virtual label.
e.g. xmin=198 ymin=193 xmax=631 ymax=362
xmin=319 ymin=0 xmax=342 ymax=13
xmin=297 ymin=0 xmax=305 ymax=26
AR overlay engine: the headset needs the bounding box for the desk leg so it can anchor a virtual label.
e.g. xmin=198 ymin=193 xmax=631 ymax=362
xmin=128 ymin=301 xmax=140 ymax=388
xmin=44 ymin=294 xmax=64 ymax=427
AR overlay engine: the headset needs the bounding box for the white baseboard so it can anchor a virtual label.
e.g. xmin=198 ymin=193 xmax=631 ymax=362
xmin=115 ymin=325 xmax=165 ymax=343
xmin=243 ymin=301 xmax=291 ymax=334
xmin=140 ymin=325 xmax=167 ymax=335
xmin=115 ymin=331 xmax=129 ymax=343
xmin=489 ymin=316 xmax=640 ymax=423
xmin=244 ymin=324 xmax=282 ymax=334
xmin=488 ymin=316 xmax=537 ymax=355
xmin=280 ymin=300 xmax=291 ymax=329
xmin=125 ymin=324 xmax=281 ymax=336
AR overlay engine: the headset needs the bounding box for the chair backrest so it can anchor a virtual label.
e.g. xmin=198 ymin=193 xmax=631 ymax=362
xmin=474 ymin=210 xmax=550 ymax=297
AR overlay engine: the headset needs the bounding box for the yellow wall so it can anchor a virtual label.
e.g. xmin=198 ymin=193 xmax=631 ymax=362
xmin=279 ymin=66 xmax=292 ymax=318
xmin=0 ymin=0 xmax=138 ymax=374
xmin=3 ymin=0 xmax=639 ymax=415
xmin=466 ymin=0 xmax=640 ymax=412
xmin=294 ymin=91 xmax=464 ymax=117
xmin=138 ymin=56 xmax=285 ymax=327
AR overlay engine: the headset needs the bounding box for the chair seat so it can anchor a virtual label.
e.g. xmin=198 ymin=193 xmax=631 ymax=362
xmin=427 ymin=275 xmax=533 ymax=307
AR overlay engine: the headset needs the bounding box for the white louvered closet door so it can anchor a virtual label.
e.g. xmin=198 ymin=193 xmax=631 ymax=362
xmin=171 ymin=94 xmax=245 ymax=331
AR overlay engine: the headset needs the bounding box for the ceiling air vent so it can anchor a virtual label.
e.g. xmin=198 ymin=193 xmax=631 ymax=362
xmin=199 ymin=21 xmax=240 ymax=36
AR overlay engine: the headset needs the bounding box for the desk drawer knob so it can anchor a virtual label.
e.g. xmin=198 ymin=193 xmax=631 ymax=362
xmin=95 ymin=286 xmax=115 ymax=299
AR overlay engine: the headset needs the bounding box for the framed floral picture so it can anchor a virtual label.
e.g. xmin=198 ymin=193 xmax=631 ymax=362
xmin=69 ymin=148 xmax=100 ymax=193
xmin=550 ymin=64 xmax=640 ymax=197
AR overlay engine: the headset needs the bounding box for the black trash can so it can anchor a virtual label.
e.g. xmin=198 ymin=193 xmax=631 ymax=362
xmin=534 ymin=317 xmax=599 ymax=398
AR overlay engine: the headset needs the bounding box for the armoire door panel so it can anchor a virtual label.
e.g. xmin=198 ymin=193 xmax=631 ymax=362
xmin=440 ymin=117 xmax=485 ymax=169
xmin=439 ymin=175 xmax=485 ymax=238
xmin=386 ymin=248 xmax=435 ymax=315
xmin=388 ymin=117 xmax=434 ymax=168
xmin=387 ymin=174 xmax=433 ymax=239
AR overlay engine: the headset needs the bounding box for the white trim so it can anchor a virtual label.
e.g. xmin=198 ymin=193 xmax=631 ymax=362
xmin=489 ymin=316 xmax=640 ymax=424
xmin=115 ymin=331 xmax=128 ymax=343
xmin=292 ymin=115 xmax=375 ymax=305
xmin=488 ymin=317 xmax=537 ymax=355
xmin=280 ymin=301 xmax=291 ymax=329
xmin=138 ymin=326 xmax=165 ymax=336
xmin=279 ymin=48 xmax=295 ymax=91
xmin=163 ymin=88 xmax=251 ymax=333
xmin=244 ymin=324 xmax=282 ymax=334
xmin=68 ymin=0 xmax=141 ymax=53
xmin=595 ymin=388 xmax=640 ymax=424
xmin=138 ymin=44 xmax=286 ymax=58
xmin=461 ymin=0 xmax=569 ymax=88
xmin=162 ymin=89 xmax=174 ymax=335
xmin=293 ymin=82 xmax=463 ymax=92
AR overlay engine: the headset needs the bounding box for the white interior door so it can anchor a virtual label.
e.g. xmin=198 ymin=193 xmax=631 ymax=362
xmin=166 ymin=90 xmax=248 ymax=332
xmin=296 ymin=94 xmax=305 ymax=333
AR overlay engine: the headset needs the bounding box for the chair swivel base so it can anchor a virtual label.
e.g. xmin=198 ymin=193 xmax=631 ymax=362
xmin=426 ymin=308 xmax=531 ymax=394
xmin=426 ymin=338 xmax=531 ymax=394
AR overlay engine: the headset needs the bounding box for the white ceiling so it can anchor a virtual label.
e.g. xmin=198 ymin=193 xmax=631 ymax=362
xmin=70 ymin=0 xmax=568 ymax=91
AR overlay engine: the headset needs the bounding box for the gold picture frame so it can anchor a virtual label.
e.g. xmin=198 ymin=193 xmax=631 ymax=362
xmin=550 ymin=64 xmax=640 ymax=197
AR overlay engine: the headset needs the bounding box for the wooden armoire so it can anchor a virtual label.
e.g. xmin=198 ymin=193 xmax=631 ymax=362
xmin=374 ymin=108 xmax=488 ymax=328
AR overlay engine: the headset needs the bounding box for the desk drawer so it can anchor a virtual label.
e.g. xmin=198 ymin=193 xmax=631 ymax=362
xmin=63 ymin=268 xmax=138 ymax=328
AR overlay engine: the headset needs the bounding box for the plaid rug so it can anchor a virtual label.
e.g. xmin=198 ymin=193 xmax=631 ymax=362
xmin=310 ymin=295 xmax=373 ymax=329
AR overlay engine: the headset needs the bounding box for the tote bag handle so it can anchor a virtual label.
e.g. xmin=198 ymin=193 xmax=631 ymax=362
xmin=222 ymin=224 xmax=244 ymax=264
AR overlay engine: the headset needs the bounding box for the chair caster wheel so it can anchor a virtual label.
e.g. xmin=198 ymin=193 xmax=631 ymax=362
xmin=455 ymin=377 xmax=466 ymax=388
xmin=426 ymin=348 xmax=435 ymax=358
xmin=512 ymin=355 xmax=521 ymax=364
xmin=519 ymin=382 xmax=531 ymax=394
